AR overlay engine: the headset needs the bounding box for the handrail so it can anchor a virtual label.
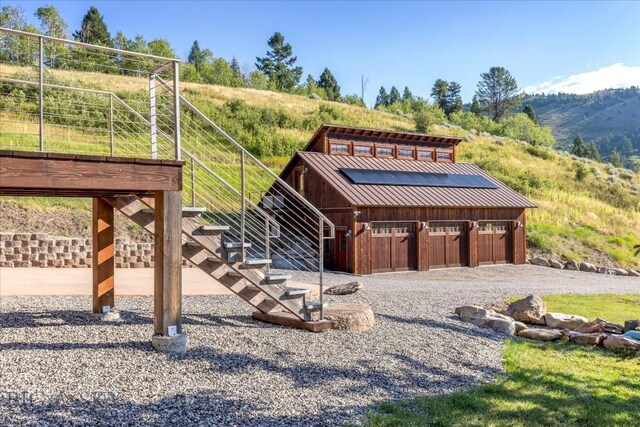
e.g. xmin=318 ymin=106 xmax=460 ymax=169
xmin=0 ymin=27 xmax=179 ymax=63
xmin=154 ymin=75 xmax=336 ymax=237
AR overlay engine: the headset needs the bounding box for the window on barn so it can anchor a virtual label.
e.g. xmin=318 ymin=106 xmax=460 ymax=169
xmin=495 ymin=222 xmax=510 ymax=232
xmin=429 ymin=222 xmax=446 ymax=234
xmin=479 ymin=222 xmax=493 ymax=232
xmin=417 ymin=150 xmax=434 ymax=161
xmin=330 ymin=143 xmax=350 ymax=155
xmin=354 ymin=145 xmax=373 ymax=156
xmin=394 ymin=223 xmax=415 ymax=234
xmin=437 ymin=151 xmax=452 ymax=162
xmin=372 ymin=223 xmax=393 ymax=235
xmin=376 ymin=147 xmax=393 ymax=157
xmin=397 ymin=148 xmax=414 ymax=159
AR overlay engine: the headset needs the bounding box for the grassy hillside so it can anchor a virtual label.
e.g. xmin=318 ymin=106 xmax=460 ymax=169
xmin=1 ymin=67 xmax=639 ymax=268
xmin=523 ymin=88 xmax=640 ymax=162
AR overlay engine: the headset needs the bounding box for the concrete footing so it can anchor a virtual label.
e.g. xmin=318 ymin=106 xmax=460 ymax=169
xmin=151 ymin=333 xmax=188 ymax=354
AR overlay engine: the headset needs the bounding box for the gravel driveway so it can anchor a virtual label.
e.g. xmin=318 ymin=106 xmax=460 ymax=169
xmin=0 ymin=265 xmax=637 ymax=426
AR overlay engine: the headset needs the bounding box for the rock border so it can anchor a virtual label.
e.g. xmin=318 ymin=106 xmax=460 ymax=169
xmin=528 ymin=255 xmax=639 ymax=277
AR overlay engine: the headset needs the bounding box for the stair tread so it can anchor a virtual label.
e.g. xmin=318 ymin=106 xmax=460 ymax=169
xmin=265 ymin=273 xmax=291 ymax=281
xmin=244 ymin=258 xmax=272 ymax=265
xmin=199 ymin=225 xmax=230 ymax=231
xmin=305 ymin=301 xmax=327 ymax=310
xmin=285 ymin=287 xmax=310 ymax=296
xmin=224 ymin=241 xmax=252 ymax=249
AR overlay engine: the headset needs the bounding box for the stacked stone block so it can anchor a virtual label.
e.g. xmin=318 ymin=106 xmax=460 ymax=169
xmin=0 ymin=233 xmax=192 ymax=268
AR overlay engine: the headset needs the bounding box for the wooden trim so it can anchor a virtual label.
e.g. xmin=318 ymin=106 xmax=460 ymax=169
xmin=92 ymin=198 xmax=115 ymax=313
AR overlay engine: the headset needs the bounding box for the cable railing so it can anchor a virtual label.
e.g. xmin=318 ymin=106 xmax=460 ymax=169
xmin=0 ymin=27 xmax=335 ymax=317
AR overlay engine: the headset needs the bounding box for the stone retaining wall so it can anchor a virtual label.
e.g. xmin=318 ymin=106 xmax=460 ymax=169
xmin=0 ymin=233 xmax=191 ymax=268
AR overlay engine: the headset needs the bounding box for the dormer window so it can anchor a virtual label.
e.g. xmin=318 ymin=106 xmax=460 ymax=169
xmin=376 ymin=147 xmax=393 ymax=157
xmin=354 ymin=145 xmax=372 ymax=156
xmin=437 ymin=151 xmax=452 ymax=162
xmin=330 ymin=143 xmax=350 ymax=155
xmin=417 ymin=150 xmax=434 ymax=161
xmin=397 ymin=148 xmax=414 ymax=159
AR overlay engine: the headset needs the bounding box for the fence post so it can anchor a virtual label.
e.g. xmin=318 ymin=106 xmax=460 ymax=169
xmin=319 ymin=217 xmax=324 ymax=320
xmin=240 ymin=151 xmax=246 ymax=262
xmin=38 ymin=36 xmax=44 ymax=152
xmin=190 ymin=157 xmax=195 ymax=207
xmin=109 ymin=93 xmax=114 ymax=156
xmin=173 ymin=61 xmax=181 ymax=161
xmin=264 ymin=216 xmax=270 ymax=272
xmin=149 ymin=74 xmax=157 ymax=159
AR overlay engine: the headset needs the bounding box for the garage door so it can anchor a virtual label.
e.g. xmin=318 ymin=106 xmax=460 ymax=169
xmin=371 ymin=222 xmax=417 ymax=273
xmin=478 ymin=221 xmax=512 ymax=265
xmin=428 ymin=222 xmax=468 ymax=268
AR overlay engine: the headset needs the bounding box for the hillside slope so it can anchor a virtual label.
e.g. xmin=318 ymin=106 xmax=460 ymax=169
xmin=523 ymin=88 xmax=640 ymax=161
xmin=1 ymin=68 xmax=639 ymax=268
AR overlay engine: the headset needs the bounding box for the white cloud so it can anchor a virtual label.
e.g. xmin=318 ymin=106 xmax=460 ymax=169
xmin=523 ymin=63 xmax=640 ymax=95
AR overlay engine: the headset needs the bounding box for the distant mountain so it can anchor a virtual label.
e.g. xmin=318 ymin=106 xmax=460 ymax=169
xmin=522 ymin=87 xmax=640 ymax=164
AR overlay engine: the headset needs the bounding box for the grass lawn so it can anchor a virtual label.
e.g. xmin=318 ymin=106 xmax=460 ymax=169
xmin=361 ymin=294 xmax=640 ymax=427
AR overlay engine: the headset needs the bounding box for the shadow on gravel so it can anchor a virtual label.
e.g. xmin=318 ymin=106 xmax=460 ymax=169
xmin=0 ymin=310 xmax=151 ymax=328
xmin=0 ymin=388 xmax=362 ymax=426
xmin=0 ymin=340 xmax=152 ymax=352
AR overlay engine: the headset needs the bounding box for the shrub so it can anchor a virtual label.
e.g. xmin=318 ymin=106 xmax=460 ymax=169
xmin=575 ymin=164 xmax=588 ymax=181
xmin=498 ymin=113 xmax=555 ymax=147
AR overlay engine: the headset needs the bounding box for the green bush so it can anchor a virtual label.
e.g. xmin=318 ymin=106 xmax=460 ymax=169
xmin=498 ymin=113 xmax=555 ymax=147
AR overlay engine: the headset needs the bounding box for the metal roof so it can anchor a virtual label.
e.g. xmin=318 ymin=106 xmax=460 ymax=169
xmin=297 ymin=151 xmax=536 ymax=209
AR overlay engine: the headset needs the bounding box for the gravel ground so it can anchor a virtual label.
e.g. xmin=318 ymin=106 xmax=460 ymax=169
xmin=0 ymin=265 xmax=637 ymax=426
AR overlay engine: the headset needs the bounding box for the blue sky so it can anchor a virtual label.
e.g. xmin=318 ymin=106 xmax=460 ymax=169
xmin=5 ymin=1 xmax=640 ymax=105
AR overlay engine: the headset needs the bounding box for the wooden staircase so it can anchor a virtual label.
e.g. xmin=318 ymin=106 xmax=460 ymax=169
xmin=109 ymin=194 xmax=331 ymax=332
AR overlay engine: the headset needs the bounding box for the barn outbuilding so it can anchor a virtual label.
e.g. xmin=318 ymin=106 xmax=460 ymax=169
xmin=278 ymin=124 xmax=536 ymax=275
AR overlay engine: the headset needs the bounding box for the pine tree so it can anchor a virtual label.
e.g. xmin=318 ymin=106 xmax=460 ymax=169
xmin=571 ymin=135 xmax=586 ymax=157
xmin=523 ymin=105 xmax=538 ymax=124
xmin=73 ymin=6 xmax=112 ymax=46
xmin=446 ymin=81 xmax=462 ymax=116
xmin=318 ymin=68 xmax=341 ymax=101
xmin=230 ymin=57 xmax=241 ymax=76
xmin=475 ymin=66 xmax=521 ymax=121
xmin=609 ymin=149 xmax=622 ymax=167
xmin=374 ymin=86 xmax=390 ymax=109
xmin=470 ymin=96 xmax=482 ymax=116
xmin=431 ymin=79 xmax=448 ymax=111
xmin=586 ymin=141 xmax=601 ymax=161
xmin=255 ymin=32 xmax=303 ymax=92
xmin=389 ymin=86 xmax=401 ymax=104
xmin=187 ymin=40 xmax=212 ymax=69
xmin=402 ymin=86 xmax=413 ymax=101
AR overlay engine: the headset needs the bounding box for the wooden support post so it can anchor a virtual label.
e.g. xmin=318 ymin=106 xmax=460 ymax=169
xmin=153 ymin=190 xmax=183 ymax=336
xmin=468 ymin=220 xmax=479 ymax=268
xmin=92 ymin=198 xmax=115 ymax=313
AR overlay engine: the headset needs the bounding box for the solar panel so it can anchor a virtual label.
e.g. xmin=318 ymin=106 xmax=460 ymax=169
xmin=339 ymin=168 xmax=498 ymax=189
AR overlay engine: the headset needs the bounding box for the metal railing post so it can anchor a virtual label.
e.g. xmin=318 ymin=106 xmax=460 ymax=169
xmin=264 ymin=216 xmax=271 ymax=271
xmin=319 ymin=217 xmax=324 ymax=320
xmin=240 ymin=150 xmax=246 ymax=262
xmin=109 ymin=93 xmax=114 ymax=156
xmin=173 ymin=61 xmax=181 ymax=161
xmin=149 ymin=74 xmax=157 ymax=159
xmin=190 ymin=157 xmax=196 ymax=207
xmin=38 ymin=36 xmax=44 ymax=152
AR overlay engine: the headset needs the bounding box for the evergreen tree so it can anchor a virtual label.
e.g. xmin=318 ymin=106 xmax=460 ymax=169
xmin=571 ymin=135 xmax=586 ymax=157
xmin=446 ymin=81 xmax=462 ymax=116
xmin=475 ymin=66 xmax=521 ymax=121
xmin=73 ymin=6 xmax=112 ymax=46
xmin=187 ymin=40 xmax=212 ymax=69
xmin=470 ymin=95 xmax=482 ymax=116
xmin=609 ymin=149 xmax=622 ymax=167
xmin=255 ymin=32 xmax=303 ymax=92
xmin=389 ymin=86 xmax=401 ymax=104
xmin=523 ymin=105 xmax=538 ymax=124
xmin=318 ymin=68 xmax=341 ymax=101
xmin=230 ymin=57 xmax=241 ymax=77
xmin=431 ymin=79 xmax=448 ymax=111
xmin=402 ymin=86 xmax=413 ymax=101
xmin=586 ymin=141 xmax=601 ymax=161
xmin=374 ymin=86 xmax=390 ymax=109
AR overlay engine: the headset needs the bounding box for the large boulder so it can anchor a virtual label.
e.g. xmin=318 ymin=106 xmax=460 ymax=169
xmin=514 ymin=321 xmax=529 ymax=334
xmin=626 ymin=269 xmax=640 ymax=277
xmin=624 ymin=320 xmax=640 ymax=333
xmin=565 ymin=259 xmax=579 ymax=270
xmin=574 ymin=320 xmax=606 ymax=334
xmin=597 ymin=318 xmax=624 ymax=335
xmin=324 ymin=281 xmax=364 ymax=295
xmin=543 ymin=313 xmax=588 ymax=330
xmin=602 ymin=335 xmax=640 ymax=352
xmin=611 ymin=268 xmax=629 ymax=276
xmin=455 ymin=305 xmax=515 ymax=335
xmin=549 ymin=259 xmax=564 ymax=269
xmin=502 ymin=295 xmax=547 ymax=325
xmin=518 ymin=328 xmax=563 ymax=341
xmin=567 ymin=332 xmax=607 ymax=346
xmin=530 ymin=257 xmax=550 ymax=267
xmin=579 ymin=262 xmax=597 ymax=273
xmin=324 ymin=303 xmax=374 ymax=332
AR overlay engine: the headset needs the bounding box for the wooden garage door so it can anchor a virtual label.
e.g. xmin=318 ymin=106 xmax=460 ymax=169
xmin=371 ymin=222 xmax=417 ymax=273
xmin=428 ymin=222 xmax=468 ymax=268
xmin=478 ymin=221 xmax=513 ymax=265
